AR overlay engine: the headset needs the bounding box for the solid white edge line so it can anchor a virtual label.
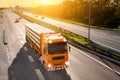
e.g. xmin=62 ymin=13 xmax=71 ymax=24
xmin=72 ymin=46 xmax=120 ymax=75
xmin=113 ymin=36 xmax=120 ymax=39
xmin=18 ymin=36 xmax=21 ymax=39
xmin=99 ymin=32 xmax=107 ymax=35
xmin=8 ymin=60 xmax=11 ymax=65
xmin=6 ymin=49 xmax=9 ymax=53
xmin=94 ymin=41 xmax=120 ymax=52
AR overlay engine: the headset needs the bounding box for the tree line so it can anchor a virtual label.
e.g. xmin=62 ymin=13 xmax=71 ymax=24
xmin=26 ymin=0 xmax=120 ymax=29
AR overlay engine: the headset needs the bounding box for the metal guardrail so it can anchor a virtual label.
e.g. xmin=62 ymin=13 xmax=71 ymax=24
xmin=91 ymin=42 xmax=120 ymax=60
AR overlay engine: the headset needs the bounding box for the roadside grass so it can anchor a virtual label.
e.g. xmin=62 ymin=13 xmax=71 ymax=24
xmin=14 ymin=10 xmax=120 ymax=61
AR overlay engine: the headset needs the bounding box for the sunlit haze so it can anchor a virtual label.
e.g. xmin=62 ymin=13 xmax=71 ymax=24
xmin=0 ymin=0 xmax=64 ymax=7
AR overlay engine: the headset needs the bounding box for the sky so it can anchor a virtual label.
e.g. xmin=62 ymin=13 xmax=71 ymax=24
xmin=0 ymin=0 xmax=64 ymax=7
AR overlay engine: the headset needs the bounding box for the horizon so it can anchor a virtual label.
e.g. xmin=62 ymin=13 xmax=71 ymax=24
xmin=0 ymin=0 xmax=64 ymax=8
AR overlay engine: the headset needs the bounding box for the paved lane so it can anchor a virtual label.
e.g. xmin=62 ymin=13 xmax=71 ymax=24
xmin=1 ymin=11 xmax=119 ymax=80
xmin=0 ymin=16 xmax=9 ymax=80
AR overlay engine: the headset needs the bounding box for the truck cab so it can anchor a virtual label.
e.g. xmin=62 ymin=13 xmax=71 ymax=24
xmin=41 ymin=33 xmax=69 ymax=71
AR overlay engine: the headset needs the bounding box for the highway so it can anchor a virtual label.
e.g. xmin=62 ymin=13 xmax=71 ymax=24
xmin=23 ymin=12 xmax=120 ymax=53
xmin=0 ymin=11 xmax=120 ymax=80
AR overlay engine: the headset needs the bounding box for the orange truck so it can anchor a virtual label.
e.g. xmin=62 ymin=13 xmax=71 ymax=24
xmin=25 ymin=23 xmax=69 ymax=71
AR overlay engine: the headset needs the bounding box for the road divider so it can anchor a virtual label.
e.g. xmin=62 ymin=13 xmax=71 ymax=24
xmin=13 ymin=10 xmax=120 ymax=65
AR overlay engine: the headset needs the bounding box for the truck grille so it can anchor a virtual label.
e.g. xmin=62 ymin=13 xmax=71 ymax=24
xmin=52 ymin=56 xmax=64 ymax=60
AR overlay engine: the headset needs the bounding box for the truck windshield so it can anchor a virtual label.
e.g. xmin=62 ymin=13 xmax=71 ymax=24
xmin=48 ymin=42 xmax=67 ymax=54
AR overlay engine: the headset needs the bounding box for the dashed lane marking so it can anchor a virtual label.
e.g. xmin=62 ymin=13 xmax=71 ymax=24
xmin=113 ymin=36 xmax=120 ymax=39
xmin=35 ymin=69 xmax=45 ymax=80
xmin=18 ymin=36 xmax=21 ymax=39
xmin=28 ymin=55 xmax=35 ymax=62
xmin=24 ymin=46 xmax=28 ymax=51
xmin=7 ymin=53 xmax=10 ymax=59
xmin=99 ymin=32 xmax=107 ymax=35
xmin=21 ymin=40 xmax=24 ymax=44
xmin=16 ymin=32 xmax=19 ymax=35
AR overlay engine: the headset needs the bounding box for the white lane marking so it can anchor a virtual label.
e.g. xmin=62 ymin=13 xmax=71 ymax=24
xmin=7 ymin=52 xmax=9 ymax=55
xmin=99 ymin=32 xmax=107 ymax=35
xmin=7 ymin=53 xmax=10 ymax=57
xmin=18 ymin=36 xmax=21 ymax=39
xmin=28 ymin=55 xmax=35 ymax=62
xmin=16 ymin=32 xmax=19 ymax=35
xmin=113 ymin=36 xmax=120 ymax=39
xmin=21 ymin=40 xmax=24 ymax=44
xmin=90 ymin=30 xmax=94 ymax=32
xmin=8 ymin=60 xmax=11 ymax=65
xmin=35 ymin=69 xmax=45 ymax=80
xmin=72 ymin=46 xmax=120 ymax=75
xmin=5 ymin=46 xmax=11 ymax=65
xmin=94 ymin=41 xmax=120 ymax=53
xmin=24 ymin=46 xmax=28 ymax=51
xmin=12 ymin=77 xmax=15 ymax=80
xmin=6 ymin=49 xmax=9 ymax=53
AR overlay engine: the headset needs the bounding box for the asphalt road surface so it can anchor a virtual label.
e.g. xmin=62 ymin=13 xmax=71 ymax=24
xmin=23 ymin=12 xmax=120 ymax=53
xmin=0 ymin=10 xmax=120 ymax=80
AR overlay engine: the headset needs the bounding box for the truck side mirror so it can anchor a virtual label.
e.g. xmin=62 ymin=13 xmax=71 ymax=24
xmin=44 ymin=47 xmax=47 ymax=54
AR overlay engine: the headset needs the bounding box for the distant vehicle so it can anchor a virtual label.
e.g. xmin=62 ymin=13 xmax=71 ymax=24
xmin=14 ymin=19 xmax=19 ymax=23
xmin=0 ymin=15 xmax=3 ymax=18
xmin=18 ymin=17 xmax=22 ymax=19
xmin=41 ymin=16 xmax=44 ymax=19
xmin=25 ymin=23 xmax=70 ymax=71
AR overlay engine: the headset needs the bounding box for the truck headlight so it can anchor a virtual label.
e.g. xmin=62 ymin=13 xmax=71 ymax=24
xmin=63 ymin=39 xmax=67 ymax=42
xmin=48 ymin=64 xmax=52 ymax=68
xmin=48 ymin=40 xmax=52 ymax=43
xmin=65 ymin=61 xmax=69 ymax=66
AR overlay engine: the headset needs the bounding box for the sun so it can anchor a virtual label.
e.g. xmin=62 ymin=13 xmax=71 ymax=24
xmin=42 ymin=0 xmax=50 ymax=5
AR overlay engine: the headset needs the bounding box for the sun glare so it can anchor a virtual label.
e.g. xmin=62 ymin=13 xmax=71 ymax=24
xmin=42 ymin=0 xmax=50 ymax=5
